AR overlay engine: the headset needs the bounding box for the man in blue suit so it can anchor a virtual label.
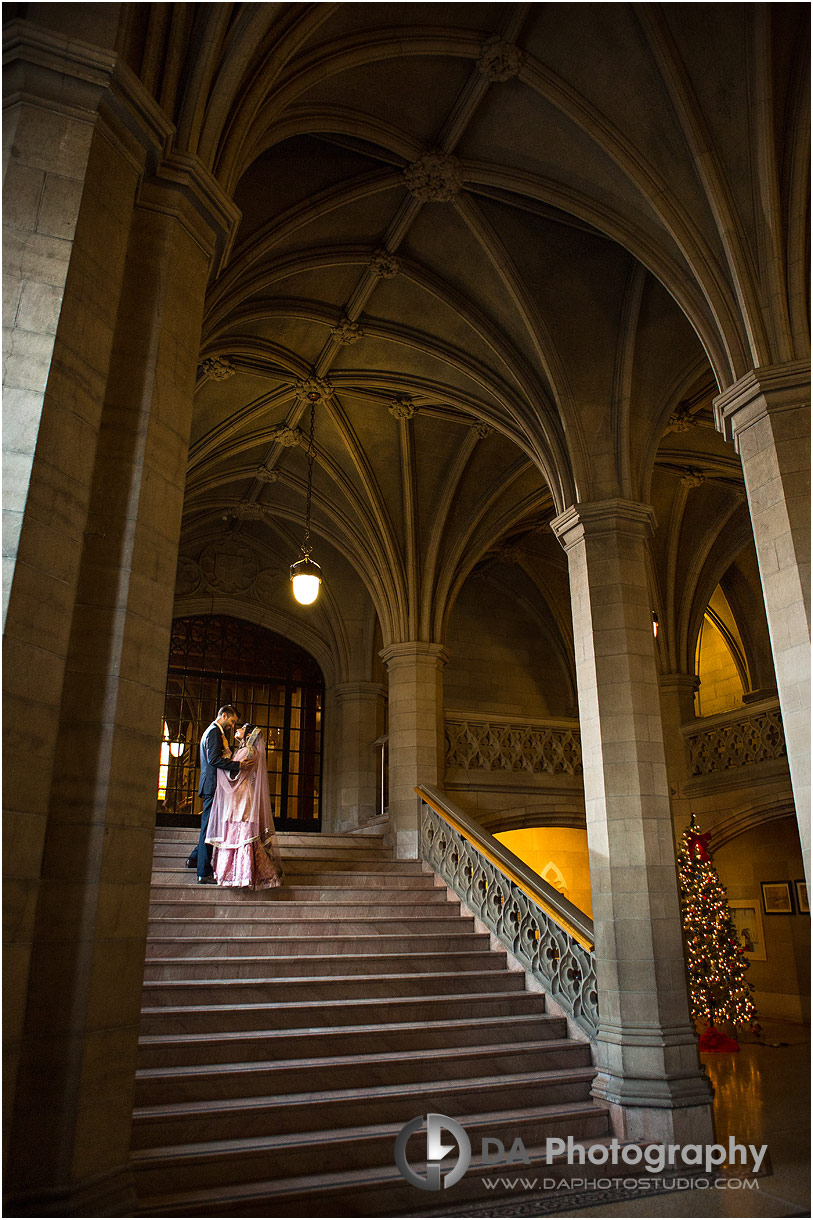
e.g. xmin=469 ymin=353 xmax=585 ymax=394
xmin=188 ymin=704 xmax=245 ymax=882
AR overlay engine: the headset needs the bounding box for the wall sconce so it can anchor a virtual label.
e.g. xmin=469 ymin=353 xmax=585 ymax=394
xmin=652 ymin=611 xmax=659 ymax=638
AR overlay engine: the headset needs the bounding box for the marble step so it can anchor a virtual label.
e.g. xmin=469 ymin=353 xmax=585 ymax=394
xmin=156 ymin=837 xmax=389 ymax=853
xmin=148 ymin=888 xmax=446 ymax=907
xmin=146 ymin=914 xmax=473 ymax=937
xmin=132 ymin=1068 xmax=599 ymax=1148
xmin=142 ymin=950 xmax=506 ymax=982
xmin=137 ymin=1013 xmax=566 ymax=1069
xmin=139 ymin=989 xmax=548 ymax=1036
xmin=145 ymin=932 xmax=490 ymax=957
xmin=153 ymin=852 xmax=402 ymax=872
xmin=150 ymin=870 xmax=436 ymax=892
xmin=148 ymin=897 xmax=460 ymax=919
xmin=154 ymin=830 xmax=385 ymax=848
xmin=140 ymin=969 xmax=527 ymax=1008
xmin=134 ymin=1134 xmax=618 ymax=1219
xmin=135 ymin=1039 xmax=592 ymax=1106
xmin=132 ymin=1099 xmax=608 ymax=1195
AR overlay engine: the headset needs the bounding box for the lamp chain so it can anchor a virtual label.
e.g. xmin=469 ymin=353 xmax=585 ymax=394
xmin=303 ymin=396 xmax=316 ymax=554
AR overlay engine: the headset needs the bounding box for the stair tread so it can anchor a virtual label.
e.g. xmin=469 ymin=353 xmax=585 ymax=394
xmin=140 ymin=989 xmax=546 ymax=1015
xmin=144 ymin=950 xmax=495 ymax=964
xmin=142 ymin=968 xmax=518 ymax=985
xmin=132 ymin=1101 xmax=606 ymax=1162
xmin=138 ymin=1013 xmax=559 ymax=1045
xmin=136 ymin=1037 xmax=582 ymax=1078
xmin=134 ymin=1065 xmax=597 ymax=1118
xmin=135 ymin=1137 xmax=619 ymax=1214
xmin=145 ymin=937 xmax=482 ymax=946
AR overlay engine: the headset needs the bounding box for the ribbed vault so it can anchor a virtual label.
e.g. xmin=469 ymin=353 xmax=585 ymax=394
xmin=131 ymin=2 xmax=805 ymax=663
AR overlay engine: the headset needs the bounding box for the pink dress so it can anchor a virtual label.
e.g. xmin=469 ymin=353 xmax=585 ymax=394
xmin=206 ymin=732 xmax=284 ymax=889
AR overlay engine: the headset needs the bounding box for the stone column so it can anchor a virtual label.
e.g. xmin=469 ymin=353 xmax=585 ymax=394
xmin=552 ymin=500 xmax=713 ymax=1143
xmin=658 ymin=672 xmax=700 ymax=838
xmin=334 ymin=681 xmax=385 ymax=830
xmin=2 ymin=23 xmax=119 ymax=626
xmin=2 ymin=32 xmax=172 ymax=1174
xmin=380 ymin=643 xmax=449 ymax=858
xmin=714 ymin=362 xmax=810 ymax=879
xmin=3 ymin=109 xmax=239 ymax=1220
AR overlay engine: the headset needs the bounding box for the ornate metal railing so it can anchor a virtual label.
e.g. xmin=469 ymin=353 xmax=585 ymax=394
xmin=417 ymin=785 xmax=598 ymax=1039
xmin=445 ymin=714 xmax=582 ymax=775
xmin=682 ymin=701 xmax=786 ymax=777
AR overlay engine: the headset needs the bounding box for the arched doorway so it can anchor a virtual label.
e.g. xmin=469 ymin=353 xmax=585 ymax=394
xmin=157 ymin=614 xmax=324 ymax=831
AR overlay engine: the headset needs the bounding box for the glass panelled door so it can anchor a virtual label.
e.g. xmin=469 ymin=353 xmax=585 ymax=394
xmin=157 ymin=615 xmax=324 ymax=830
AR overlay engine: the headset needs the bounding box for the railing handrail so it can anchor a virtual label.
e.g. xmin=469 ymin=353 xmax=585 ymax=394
xmin=416 ymin=784 xmax=594 ymax=950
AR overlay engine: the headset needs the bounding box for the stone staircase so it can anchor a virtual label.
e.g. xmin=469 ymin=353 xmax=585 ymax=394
xmin=132 ymin=827 xmax=611 ymax=1216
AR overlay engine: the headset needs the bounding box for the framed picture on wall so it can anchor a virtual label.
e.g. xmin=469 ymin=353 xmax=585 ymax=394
xmin=761 ymin=880 xmax=793 ymax=915
xmin=729 ymin=901 xmax=767 ymax=961
xmin=795 ymin=880 xmax=809 ymax=915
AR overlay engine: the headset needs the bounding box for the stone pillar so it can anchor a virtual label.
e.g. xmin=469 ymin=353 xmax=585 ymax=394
xmin=2 ymin=23 xmax=118 ymax=626
xmin=552 ymin=500 xmax=713 ymax=1143
xmin=380 ymin=643 xmax=449 ymax=858
xmin=2 ymin=42 xmax=239 ymax=1211
xmin=2 ymin=31 xmax=169 ymax=1174
xmin=714 ymin=362 xmax=810 ymax=880
xmin=658 ymin=672 xmax=700 ymax=838
xmin=334 ymin=681 xmax=385 ymax=830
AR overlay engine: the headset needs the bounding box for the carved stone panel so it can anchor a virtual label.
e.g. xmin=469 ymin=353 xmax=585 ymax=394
xmin=199 ymin=541 xmax=260 ymax=594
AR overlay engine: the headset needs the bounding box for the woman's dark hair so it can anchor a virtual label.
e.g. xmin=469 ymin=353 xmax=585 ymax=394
xmin=241 ymin=723 xmax=256 ymax=735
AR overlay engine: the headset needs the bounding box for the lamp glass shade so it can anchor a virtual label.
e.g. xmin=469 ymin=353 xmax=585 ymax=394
xmin=291 ymin=556 xmax=322 ymax=605
xmin=169 ymin=740 xmax=185 ymax=757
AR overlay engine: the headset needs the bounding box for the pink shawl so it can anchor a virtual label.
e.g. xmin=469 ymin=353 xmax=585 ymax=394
xmin=206 ymin=731 xmax=278 ymax=853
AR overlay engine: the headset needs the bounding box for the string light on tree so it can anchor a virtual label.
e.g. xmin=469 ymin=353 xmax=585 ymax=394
xmin=677 ymin=812 xmax=759 ymax=1046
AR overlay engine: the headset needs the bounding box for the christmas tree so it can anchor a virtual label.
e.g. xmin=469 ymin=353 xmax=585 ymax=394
xmin=676 ymin=813 xmax=758 ymax=1039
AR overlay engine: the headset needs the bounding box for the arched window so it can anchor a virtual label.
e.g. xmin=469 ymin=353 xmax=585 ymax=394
xmin=158 ymin=615 xmax=324 ymax=830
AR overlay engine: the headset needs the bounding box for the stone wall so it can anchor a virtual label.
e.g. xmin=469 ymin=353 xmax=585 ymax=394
xmin=444 ymin=581 xmax=574 ymax=718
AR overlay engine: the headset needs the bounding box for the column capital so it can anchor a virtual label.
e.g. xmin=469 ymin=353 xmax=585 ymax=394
xmin=658 ymin=671 xmax=700 ymax=695
xmin=3 ymin=20 xmax=241 ymax=277
xmin=713 ymin=359 xmax=810 ymax=452
xmin=3 ymin=19 xmax=117 ymax=113
xmin=380 ymin=641 xmax=450 ymax=670
xmin=136 ymin=149 xmax=241 ymax=276
xmin=333 ymin=681 xmax=386 ymax=702
xmin=551 ymin=499 xmax=656 ymax=552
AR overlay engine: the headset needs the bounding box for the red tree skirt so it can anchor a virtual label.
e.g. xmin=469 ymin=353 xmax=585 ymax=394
xmin=699 ymin=1026 xmax=740 ymax=1052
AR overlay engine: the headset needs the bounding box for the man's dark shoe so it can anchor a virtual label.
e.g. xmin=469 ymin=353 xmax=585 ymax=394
xmin=185 ymin=856 xmax=196 ymax=869
xmin=197 ymin=875 xmax=216 ymax=885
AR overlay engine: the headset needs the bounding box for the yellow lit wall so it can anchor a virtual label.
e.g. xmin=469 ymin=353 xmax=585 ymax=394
xmin=696 ymin=614 xmax=745 ymax=716
xmin=494 ymin=827 xmax=592 ymax=918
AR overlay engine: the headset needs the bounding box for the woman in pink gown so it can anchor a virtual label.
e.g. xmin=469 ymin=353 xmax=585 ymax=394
xmin=206 ymin=724 xmax=284 ymax=889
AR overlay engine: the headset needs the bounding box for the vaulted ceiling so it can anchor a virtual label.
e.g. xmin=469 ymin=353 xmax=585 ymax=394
xmin=111 ymin=2 xmax=807 ymax=670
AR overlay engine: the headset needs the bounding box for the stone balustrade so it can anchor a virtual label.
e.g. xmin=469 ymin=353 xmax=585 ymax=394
xmin=682 ymin=699 xmax=787 ymax=777
xmin=418 ymin=787 xmax=598 ymax=1038
xmin=445 ymin=713 xmax=582 ymax=776
xmin=446 ymin=703 xmax=788 ymax=783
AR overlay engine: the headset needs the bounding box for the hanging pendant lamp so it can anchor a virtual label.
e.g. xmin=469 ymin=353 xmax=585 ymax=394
xmin=290 ymin=395 xmax=322 ymax=605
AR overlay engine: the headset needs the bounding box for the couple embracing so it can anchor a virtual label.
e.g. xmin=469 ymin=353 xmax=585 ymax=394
xmin=189 ymin=704 xmax=284 ymax=889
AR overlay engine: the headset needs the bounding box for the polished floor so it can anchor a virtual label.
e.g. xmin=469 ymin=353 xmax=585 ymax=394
xmin=574 ymin=1020 xmax=810 ymax=1219
xmin=416 ymin=1020 xmax=810 ymax=1220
